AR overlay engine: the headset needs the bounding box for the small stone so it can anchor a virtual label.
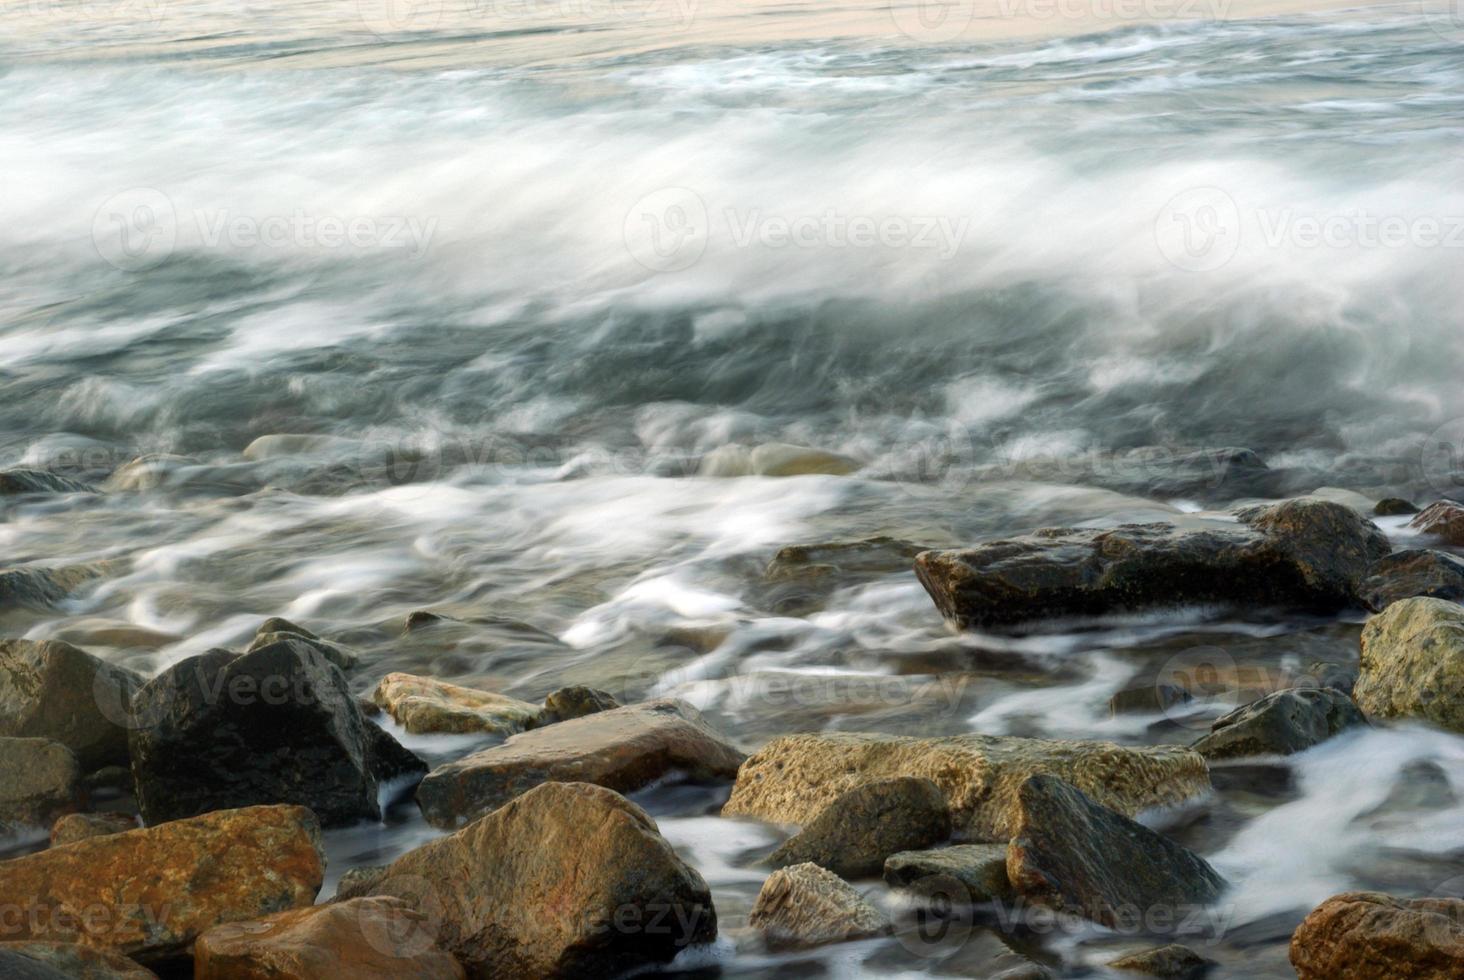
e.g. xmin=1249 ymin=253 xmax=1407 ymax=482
xmin=49 ymin=812 xmax=137 ymax=847
xmin=884 ymin=844 xmax=1013 ymax=902
xmin=542 ymin=685 xmax=620 ymax=722
xmin=1375 ymin=498 xmax=1420 ymax=517
xmin=1290 ymin=891 xmax=1464 ymax=979
xmin=749 ymin=863 xmax=888 ymax=949
xmin=403 ymin=611 xmax=448 ymax=632
xmin=0 ymin=942 xmax=156 ymax=979
xmin=1108 ymin=943 xmax=1211 ymax=977
xmin=1355 ymin=597 xmax=1464 ymax=732
xmin=1192 ymin=688 xmax=1366 ymax=760
xmin=1409 ymin=500 xmax=1464 ymax=545
xmin=0 ymin=639 xmax=144 ymax=770
xmin=767 ymin=777 xmax=950 ymax=879
xmin=0 ymin=738 xmax=82 ymax=833
xmin=371 ymin=672 xmax=543 ymax=736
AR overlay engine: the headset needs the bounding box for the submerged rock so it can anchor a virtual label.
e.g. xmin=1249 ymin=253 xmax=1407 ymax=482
xmin=541 ymin=685 xmax=619 ymax=722
xmin=1191 ymin=688 xmax=1366 ymax=760
xmin=1107 ymin=944 xmax=1211 ymax=977
xmin=1355 ymin=597 xmax=1464 ymax=732
xmin=699 ymin=443 xmax=860 ymax=478
xmin=0 ymin=469 xmax=95 ymax=495
xmin=0 ymin=563 xmax=111 ymax=610
xmin=1006 ymin=776 xmax=1226 ymax=930
xmin=749 ymin=862 xmax=888 ymax=949
xmin=0 ymin=942 xmax=156 ymax=979
xmin=416 ymin=699 xmax=743 ymax=829
xmin=363 ymin=782 xmax=715 ymax=977
xmin=721 ymin=731 xmax=1209 ymax=841
xmin=0 ymin=738 xmax=82 ymax=832
xmin=883 ymin=844 xmax=1013 ymax=902
xmin=0 ymin=639 xmax=143 ymax=770
xmin=767 ymin=777 xmax=950 ymax=879
xmin=1409 ymin=500 xmax=1464 ymax=546
xmin=371 ymin=672 xmax=543 ymax=736
xmin=1290 ymin=891 xmax=1464 ymax=979
xmin=1374 ymin=498 xmax=1419 ymax=517
xmin=0 ymin=805 xmax=323 ymax=962
xmin=1361 ymin=549 xmax=1464 ymax=611
xmin=916 ymin=498 xmax=1389 ymax=629
xmin=49 ymin=811 xmax=137 ymax=847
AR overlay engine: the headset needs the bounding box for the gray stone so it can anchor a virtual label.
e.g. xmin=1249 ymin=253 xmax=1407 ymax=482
xmin=0 ymin=739 xmax=82 ymax=832
xmin=1192 ymin=688 xmax=1366 ymax=759
xmin=767 ymin=777 xmax=950 ymax=879
xmin=1361 ymin=549 xmax=1464 ymax=611
xmin=0 ymin=640 xmax=142 ymax=770
xmin=883 ymin=844 xmax=1013 ymax=902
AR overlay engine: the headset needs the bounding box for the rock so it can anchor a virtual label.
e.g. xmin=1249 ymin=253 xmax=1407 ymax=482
xmin=916 ymin=498 xmax=1390 ymax=629
xmin=0 ymin=738 xmax=82 ymax=832
xmin=335 ymin=864 xmax=390 ymax=901
xmin=749 ymin=862 xmax=888 ymax=948
xmin=417 ymin=699 xmax=744 ymax=829
xmin=1362 ymin=550 xmax=1464 ymax=611
xmin=362 ymin=782 xmax=715 ymax=977
xmin=762 ymin=536 xmax=929 ymax=614
xmin=248 ymin=630 xmax=358 ymax=670
xmin=883 ymin=844 xmax=1013 ymax=902
xmin=371 ymin=673 xmax=542 ymax=736
xmin=101 ymin=453 xmax=198 ymax=493
xmin=403 ymin=610 xmax=448 ymax=632
xmin=1006 ymin=775 xmax=1226 ymax=929
xmin=259 ymin=617 xmax=317 ymax=639
xmin=1289 ymin=891 xmax=1464 ymax=979
xmin=0 ymin=805 xmax=323 ymax=962
xmin=0 ymin=563 xmax=111 ymax=610
xmin=1355 ymin=760 xmax=1458 ymax=829
xmin=699 ymin=443 xmax=860 ymax=478
xmin=1191 ymin=688 xmax=1366 ymax=759
xmin=0 ymin=469 xmax=95 ymax=495
xmin=541 ymin=685 xmax=619 ymax=722
xmin=49 ymin=812 xmax=137 ymax=847
xmin=0 ymin=640 xmax=142 ymax=770
xmin=767 ymin=777 xmax=950 ymax=879
xmin=1409 ymin=500 xmax=1464 ymax=546
xmin=0 ymin=951 xmax=71 ymax=979
xmin=45 ymin=619 xmax=180 ymax=651
xmin=243 ymin=434 xmax=356 ymax=461
xmin=1355 ymin=597 xmax=1464 ymax=732
xmin=0 ymin=942 xmax=156 ymax=979
xmin=1108 ymin=943 xmax=1211 ymax=977
xmin=129 ymin=640 xmax=423 ymax=826
xmin=721 ymin=731 xmax=1209 ymax=842
xmin=975 ymin=447 xmax=1279 ymax=503
xmin=194 ymin=896 xmax=465 ymax=980
xmin=1375 ymin=498 xmax=1420 ymax=517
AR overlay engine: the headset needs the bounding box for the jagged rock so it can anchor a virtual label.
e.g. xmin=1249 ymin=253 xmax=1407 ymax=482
xmin=1375 ymin=498 xmax=1419 ymax=517
xmin=749 ymin=862 xmax=888 ymax=948
xmin=0 ymin=942 xmax=156 ymax=979
xmin=371 ymin=673 xmax=542 ymax=736
xmin=1362 ymin=550 xmax=1464 ymax=611
xmin=767 ymin=777 xmax=950 ymax=879
xmin=1410 ymin=500 xmax=1464 ymax=546
xmin=362 ymin=782 xmax=715 ymax=977
xmin=0 ymin=805 xmax=323 ymax=962
xmin=1006 ymin=775 xmax=1226 ymax=929
xmin=0 ymin=739 xmax=81 ymax=832
xmin=49 ymin=812 xmax=137 ymax=847
xmin=542 ymin=685 xmax=619 ymax=722
xmin=1192 ymin=688 xmax=1366 ymax=759
xmin=916 ymin=498 xmax=1389 ymax=629
xmin=0 ymin=469 xmax=95 ymax=495
xmin=417 ymin=699 xmax=743 ymax=829
xmin=129 ymin=640 xmax=422 ymax=826
xmin=1108 ymin=944 xmax=1211 ymax=977
xmin=721 ymin=731 xmax=1209 ymax=841
xmin=884 ymin=844 xmax=1013 ymax=902
xmin=1355 ymin=597 xmax=1464 ymax=732
xmin=1290 ymin=891 xmax=1464 ymax=979
xmin=0 ymin=640 xmax=142 ymax=770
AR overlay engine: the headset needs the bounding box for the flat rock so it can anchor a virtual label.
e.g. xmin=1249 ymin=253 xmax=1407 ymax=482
xmin=916 ymin=498 xmax=1389 ymax=629
xmin=767 ymin=777 xmax=950 ymax=879
xmin=49 ymin=812 xmax=137 ymax=847
xmin=1006 ymin=775 xmax=1226 ymax=929
xmin=1355 ymin=597 xmax=1464 ymax=732
xmin=0 ymin=942 xmax=156 ymax=979
xmin=417 ymin=699 xmax=743 ymax=829
xmin=1361 ymin=550 xmax=1464 ymax=611
xmin=0 ymin=639 xmax=143 ymax=770
xmin=194 ymin=896 xmax=465 ymax=980
xmin=1290 ymin=891 xmax=1464 ymax=979
xmin=0 ymin=738 xmax=82 ymax=832
xmin=1409 ymin=500 xmax=1464 ymax=545
xmin=884 ymin=843 xmax=1013 ymax=902
xmin=0 ymin=469 xmax=95 ymax=495
xmin=720 ymin=731 xmax=1210 ymax=841
xmin=372 ymin=672 xmax=543 ymax=736
xmin=363 ymin=781 xmax=715 ymax=977
xmin=1192 ymin=688 xmax=1366 ymax=760
xmin=0 ymin=805 xmax=323 ymax=962
xmin=1108 ymin=943 xmax=1211 ymax=977
xmin=749 ymin=862 xmax=888 ymax=949
xmin=542 ymin=685 xmax=619 ymax=722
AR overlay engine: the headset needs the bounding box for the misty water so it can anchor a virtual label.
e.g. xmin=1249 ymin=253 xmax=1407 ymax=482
xmin=3 ymin=0 xmax=1464 ymax=976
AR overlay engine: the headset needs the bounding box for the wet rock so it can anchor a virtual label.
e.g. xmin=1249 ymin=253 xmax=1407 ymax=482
xmin=762 ymin=536 xmax=929 ymax=614
xmin=46 ymin=619 xmax=180 ymax=651
xmin=335 ymin=864 xmax=390 ymax=901
xmin=404 ymin=610 xmax=448 ymax=632
xmin=0 ymin=563 xmax=111 ymax=610
xmin=417 ymin=699 xmax=743 ymax=829
xmin=0 ymin=950 xmax=72 ymax=979
xmin=700 ymin=443 xmax=860 ymax=478
xmin=0 ymin=942 xmax=156 ymax=979
xmin=1355 ymin=597 xmax=1464 ymax=732
xmin=883 ymin=844 xmax=1013 ymax=902
xmin=1006 ymin=775 xmax=1226 ymax=929
xmin=1289 ymin=891 xmax=1464 ymax=979
xmin=916 ymin=498 xmax=1390 ymax=629
xmin=1109 ymin=684 xmax=1190 ymax=716
xmin=363 ymin=781 xmax=714 ymax=977
xmin=1355 ymin=760 xmax=1458 ymax=829
xmin=371 ymin=672 xmax=543 ymax=736
xmin=0 ymin=639 xmax=142 ymax=770
xmin=1375 ymin=498 xmax=1420 ymax=517
xmin=129 ymin=640 xmax=422 ymax=825
xmin=749 ymin=862 xmax=888 ymax=949
xmin=721 ymin=731 xmax=1210 ymax=841
xmin=767 ymin=777 xmax=950 ymax=879
xmin=49 ymin=812 xmax=137 ymax=847
xmin=259 ymin=616 xmax=317 ymax=639
xmin=1362 ymin=549 xmax=1464 ymax=611
xmin=1409 ymin=500 xmax=1464 ymax=546
xmin=1108 ymin=943 xmax=1211 ymax=977
xmin=0 ymin=739 xmax=82 ymax=832
xmin=248 ymin=630 xmax=358 ymax=670
xmin=0 ymin=469 xmax=95 ymax=495
xmin=194 ymin=896 xmax=465 ymax=980
xmin=1191 ymin=688 xmax=1366 ymax=759
xmin=542 ymin=685 xmax=619 ymax=722
xmin=0 ymin=805 xmax=323 ymax=962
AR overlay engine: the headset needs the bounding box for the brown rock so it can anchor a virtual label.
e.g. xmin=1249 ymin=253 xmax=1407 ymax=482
xmin=0 ymin=640 xmax=143 ymax=770
xmin=49 ymin=812 xmax=137 ymax=847
xmin=748 ymin=863 xmax=888 ymax=949
xmin=0 ymin=738 xmax=82 ymax=832
xmin=1191 ymin=688 xmax=1366 ymax=760
xmin=0 ymin=942 xmax=155 ymax=979
xmin=1410 ymin=500 xmax=1464 ymax=545
xmin=1375 ymin=498 xmax=1420 ymax=517
xmin=372 ymin=673 xmax=542 ymax=737
xmin=1361 ymin=550 xmax=1464 ymax=611
xmin=1289 ymin=891 xmax=1464 ymax=979
xmin=1108 ymin=943 xmax=1211 ymax=977
xmin=542 ymin=686 xmax=619 ymax=723
xmin=767 ymin=777 xmax=950 ymax=879
xmin=883 ymin=844 xmax=1013 ymax=903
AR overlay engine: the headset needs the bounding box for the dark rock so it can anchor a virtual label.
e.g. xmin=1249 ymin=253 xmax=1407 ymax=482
xmin=973 ymin=447 xmax=1279 ymax=502
xmin=916 ymin=498 xmax=1390 ymax=629
xmin=0 ymin=469 xmax=95 ymax=495
xmin=767 ymin=777 xmax=950 ymax=879
xmin=1409 ymin=500 xmax=1464 ymax=546
xmin=1006 ymin=775 xmax=1226 ymax=929
xmin=0 ymin=739 xmax=82 ymax=832
xmin=1290 ymin=891 xmax=1464 ymax=979
xmin=1375 ymin=498 xmax=1419 ymax=517
xmin=0 ymin=563 xmax=110 ymax=610
xmin=257 ymin=617 xmax=317 ymax=640
xmin=1307 ymin=660 xmax=1358 ymax=694
xmin=762 ymin=536 xmax=928 ymax=614
xmin=883 ymin=843 xmax=1012 ymax=902
xmin=0 ymin=951 xmax=71 ymax=979
xmin=1362 ymin=549 xmax=1464 ymax=611
xmin=1108 ymin=943 xmax=1211 ymax=977
xmin=0 ymin=942 xmax=156 ymax=978
xmin=749 ymin=862 xmax=888 ymax=949
xmin=403 ymin=611 xmax=448 ymax=632
xmin=128 ymin=639 xmax=422 ymax=826
xmin=0 ymin=639 xmax=142 ymax=770
xmin=49 ymin=811 xmax=137 ymax=847
xmin=1192 ymin=688 xmax=1366 ymax=760
xmin=542 ymin=685 xmax=620 ymax=723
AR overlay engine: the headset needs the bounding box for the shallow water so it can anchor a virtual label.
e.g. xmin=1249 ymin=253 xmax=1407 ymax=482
xmin=3 ymin=0 xmax=1464 ymax=975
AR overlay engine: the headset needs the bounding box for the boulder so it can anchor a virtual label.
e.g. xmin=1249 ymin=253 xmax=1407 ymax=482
xmin=767 ymin=777 xmax=950 ymax=879
xmin=1006 ymin=776 xmax=1226 ymax=929
xmin=1355 ymin=598 xmax=1464 ymax=732
xmin=0 ymin=738 xmax=82 ymax=832
xmin=128 ymin=640 xmax=423 ymax=826
xmin=1191 ymin=688 xmax=1366 ymax=759
xmin=1108 ymin=944 xmax=1211 ymax=977
xmin=194 ymin=896 xmax=465 ymax=979
xmin=49 ymin=812 xmax=137 ymax=847
xmin=542 ymin=686 xmax=619 ymax=723
xmin=0 ymin=640 xmax=143 ymax=770
xmin=883 ymin=844 xmax=1013 ymax=902
xmin=371 ymin=673 xmax=542 ymax=736
xmin=0 ymin=469 xmax=95 ymax=495
xmin=0 ymin=951 xmax=70 ymax=979
xmin=1409 ymin=500 xmax=1464 ymax=546
xmin=248 ymin=631 xmax=357 ymax=671
xmin=0 ymin=805 xmax=323 ymax=962
xmin=0 ymin=942 xmax=155 ymax=979
xmin=1375 ymin=498 xmax=1419 ymax=517
xmin=749 ymin=862 xmax=888 ymax=948
xmin=916 ymin=498 xmax=1389 ymax=629
xmin=1289 ymin=891 xmax=1464 ymax=979
xmin=361 ymin=782 xmax=715 ymax=977
xmin=1362 ymin=550 xmax=1464 ymax=611
xmin=720 ymin=731 xmax=1209 ymax=841
xmin=416 ymin=699 xmax=743 ymax=829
